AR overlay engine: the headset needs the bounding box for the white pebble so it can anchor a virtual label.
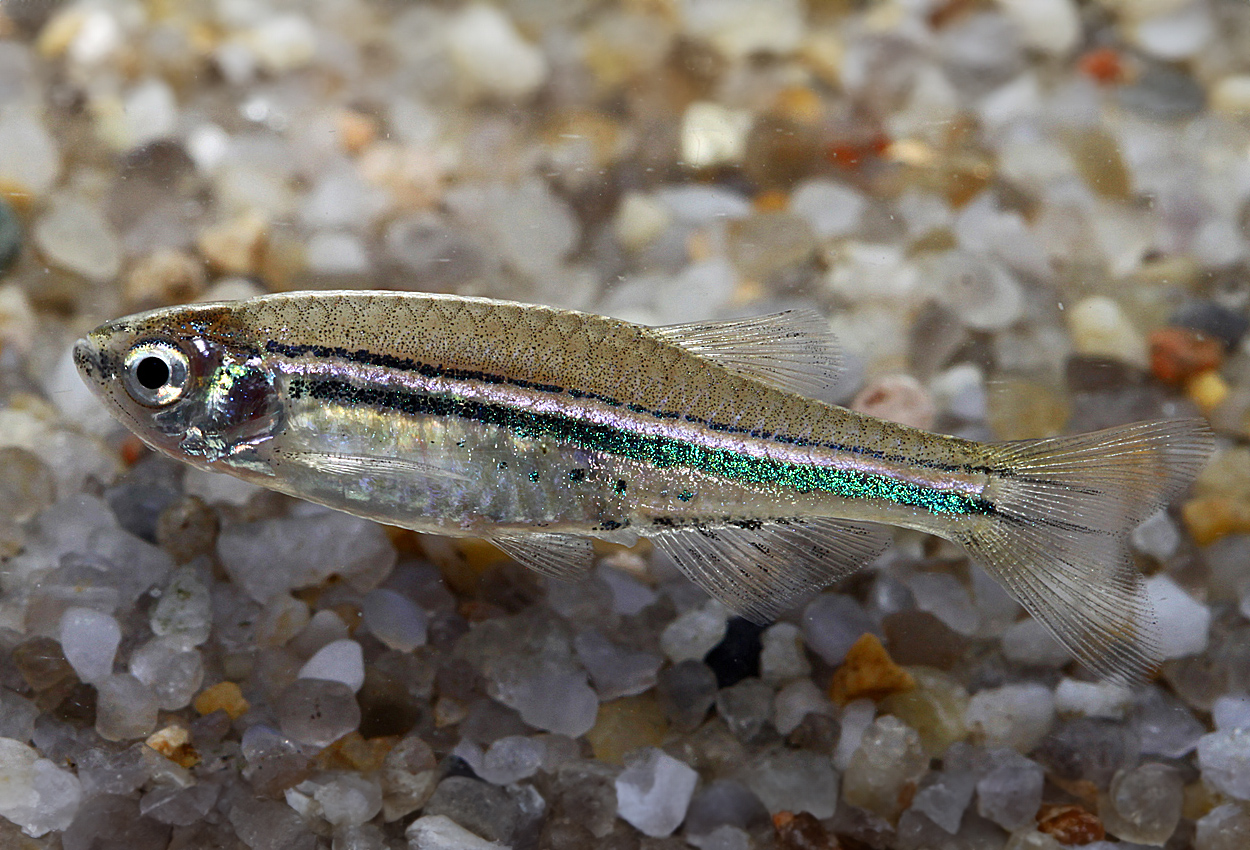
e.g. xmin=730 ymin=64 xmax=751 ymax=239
xmin=994 ymin=0 xmax=1080 ymax=55
xmin=445 ymin=4 xmax=548 ymax=100
xmin=406 ymin=814 xmax=507 ymax=850
xmin=661 ymin=600 xmax=729 ymax=663
xmin=1145 ymin=574 xmax=1210 ymax=659
xmin=128 ymin=637 xmax=204 ymax=711
xmin=299 ymin=638 xmax=366 ymax=692
xmin=59 ymin=607 xmax=120 ymax=685
xmin=33 ymin=197 xmax=121 ymax=283
xmin=1211 ymin=75 xmax=1250 ymax=117
xmin=965 ymin=683 xmax=1055 ymax=753
xmin=773 ymin=679 xmax=834 ymax=736
xmin=760 ymin=622 xmax=811 ymax=683
xmin=1001 ymin=618 xmax=1071 ymax=668
xmin=479 ymin=736 xmax=545 ymax=786
xmin=150 ymin=566 xmax=212 ymax=648
xmin=1130 ymin=510 xmax=1181 ymax=563
xmin=0 ymin=738 xmax=83 ymax=837
xmin=790 ymin=179 xmax=865 ymax=240
xmin=677 ymin=0 xmax=804 ymax=60
xmin=1213 ymin=695 xmax=1250 ymax=731
xmin=1129 ymin=0 xmax=1215 ymax=60
xmin=119 ymin=78 xmax=177 ymax=151
xmin=95 ymin=674 xmax=159 ymax=742
xmin=680 ymin=101 xmax=752 ymax=169
xmin=907 ymin=572 xmax=980 ymax=636
xmin=835 ymin=699 xmax=876 ymax=772
xmin=614 ymin=193 xmax=672 ymax=252
xmin=362 ymin=589 xmax=428 ymax=652
xmin=615 ymin=747 xmax=699 ymax=837
xmin=0 ymin=109 xmax=61 ymax=197
xmin=1054 ymin=678 xmax=1131 ymax=719
xmin=247 ymin=13 xmax=318 ymax=74
xmin=1067 ymin=296 xmax=1148 ymax=368
xmin=1198 ymin=728 xmax=1250 ymax=800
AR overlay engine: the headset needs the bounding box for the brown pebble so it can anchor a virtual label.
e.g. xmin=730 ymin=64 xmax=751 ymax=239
xmin=1037 ymin=804 xmax=1105 ymax=845
xmin=1149 ymin=327 xmax=1223 ymax=386
xmin=773 ymin=811 xmax=839 ymax=850
xmin=829 ymin=633 xmax=916 ymax=706
xmin=194 ymin=681 xmax=249 ymax=720
xmin=315 ymin=731 xmax=396 ymax=772
xmin=123 ymin=248 xmax=206 ymax=310
xmin=1181 ymin=496 xmax=1250 ymax=546
xmin=881 ymin=610 xmax=967 ymax=669
xmin=146 ymin=725 xmax=200 ymax=768
xmin=197 ymin=211 xmax=269 ymax=276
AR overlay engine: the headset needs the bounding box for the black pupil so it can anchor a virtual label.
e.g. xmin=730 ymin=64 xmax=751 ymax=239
xmin=135 ymin=356 xmax=170 ymax=390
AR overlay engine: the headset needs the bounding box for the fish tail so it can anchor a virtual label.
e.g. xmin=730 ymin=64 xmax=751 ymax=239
xmin=956 ymin=418 xmax=1214 ymax=683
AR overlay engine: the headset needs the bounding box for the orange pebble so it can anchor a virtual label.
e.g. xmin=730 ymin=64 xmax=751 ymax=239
xmin=194 ymin=681 xmax=249 ymax=720
xmin=1078 ymin=47 xmax=1125 ymax=85
xmin=829 ymin=633 xmax=915 ymax=706
xmin=1149 ymin=326 xmax=1223 ymax=386
xmin=1037 ymin=804 xmax=1106 ymax=845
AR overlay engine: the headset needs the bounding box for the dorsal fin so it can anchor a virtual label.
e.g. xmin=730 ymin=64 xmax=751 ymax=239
xmin=650 ymin=310 xmax=843 ymax=400
xmin=650 ymin=517 xmax=891 ymax=622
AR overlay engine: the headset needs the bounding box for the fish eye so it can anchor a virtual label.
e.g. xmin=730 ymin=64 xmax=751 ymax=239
xmin=122 ymin=340 xmax=190 ymax=406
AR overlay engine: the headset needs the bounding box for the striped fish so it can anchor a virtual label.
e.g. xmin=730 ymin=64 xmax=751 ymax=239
xmin=74 ymin=291 xmax=1213 ymax=681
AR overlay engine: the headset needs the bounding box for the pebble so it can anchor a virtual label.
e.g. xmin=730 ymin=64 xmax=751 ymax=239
xmin=1035 ymin=803 xmax=1106 ymax=845
xmin=759 ymin=622 xmax=810 ymax=684
xmin=501 ymin=666 xmax=598 ymax=738
xmin=360 ymin=589 xmax=427 ymax=652
xmin=1214 ymin=694 xmax=1250 ymax=731
xmin=715 ymin=678 xmax=773 ymax=741
xmin=423 ymin=776 xmax=518 ymax=845
xmin=1131 ymin=686 xmax=1204 ymax=758
xmin=910 ymin=769 xmax=976 ymax=834
xmin=994 ymin=0 xmax=1080 ymax=55
xmin=33 ymin=197 xmax=121 ymax=282
xmin=1100 ymin=762 xmax=1182 ymax=845
xmin=965 ymin=683 xmax=1055 ymax=753
xmin=0 ymin=197 xmax=19 ymax=273
xmin=128 ymin=637 xmax=204 ymax=710
xmin=801 ymin=593 xmax=876 ymax=666
xmin=976 ymin=749 xmax=1045 ymax=831
xmin=842 ymin=715 xmax=928 ymax=820
xmin=1054 ymin=679 xmax=1131 ymax=720
xmin=228 ymin=795 xmax=316 ymax=850
xmin=446 ymin=4 xmax=548 ymax=101
xmin=0 ymin=738 xmax=82 ymax=837
xmin=406 ymin=814 xmax=507 ymax=850
xmin=660 ymin=600 xmax=729 ymax=663
xmin=907 ymin=572 xmax=979 ymax=636
xmin=742 ymin=748 xmax=839 ymax=819
xmin=1129 ymin=510 xmax=1181 ymax=563
xmin=880 ymin=667 xmax=970 ymax=757
xmin=1067 ymin=296 xmax=1149 ymax=368
xmin=1144 ymin=574 xmax=1211 ymax=658
xmin=277 ymin=678 xmax=362 ymax=748
xmin=194 ymin=681 xmax=249 ymax=721
xmin=851 ymin=374 xmax=936 ymax=430
xmin=773 ymin=679 xmax=835 ymax=737
xmin=1197 ymin=727 xmax=1250 ymax=800
xmin=684 ymin=779 xmax=769 ymax=838
xmin=95 ymin=674 xmax=159 ymax=741
xmin=835 ymin=698 xmax=876 ymax=772
xmin=1128 ymin=0 xmax=1215 ymax=60
xmin=614 ymin=193 xmax=671 ymax=253
xmin=298 ymin=639 xmax=365 ymax=692
xmin=681 ymin=101 xmax=752 ymax=169
xmin=1211 ymin=75 xmax=1250 ymax=117
xmin=1034 ymin=718 xmax=1140 ymax=789
xmin=290 ymin=773 xmax=382 ymax=828
xmin=829 ymin=633 xmax=915 ymax=706
xmin=657 ymin=660 xmax=718 ymax=733
xmin=58 ymin=606 xmax=120 ymax=685
xmin=1195 ymin=803 xmax=1250 ymax=850
xmin=1001 ymin=617 xmax=1071 ymax=668
xmin=677 ymin=0 xmax=804 ymax=60
xmin=790 ymin=179 xmax=865 ymax=239
xmin=614 ymin=747 xmax=698 ymax=837
xmin=0 ymin=109 xmax=60 ymax=196
xmin=478 ymin=736 xmax=544 ymax=786
xmin=935 ymin=252 xmax=1025 ymax=332
xmin=585 ymin=694 xmax=667 ymax=764
xmin=574 ymin=630 xmax=662 ymax=700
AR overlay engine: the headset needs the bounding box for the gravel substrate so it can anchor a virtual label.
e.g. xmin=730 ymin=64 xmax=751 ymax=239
xmin=2 ymin=1 xmax=1250 ymax=848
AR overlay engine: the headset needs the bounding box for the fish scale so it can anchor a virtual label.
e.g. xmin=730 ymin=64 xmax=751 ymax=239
xmin=75 ymin=290 xmax=1214 ymax=683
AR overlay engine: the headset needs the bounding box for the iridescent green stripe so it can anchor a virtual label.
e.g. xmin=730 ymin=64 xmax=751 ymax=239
xmin=290 ymin=377 xmax=991 ymax=516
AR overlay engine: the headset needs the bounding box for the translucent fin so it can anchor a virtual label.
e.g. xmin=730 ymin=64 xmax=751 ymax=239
xmin=281 ymin=451 xmax=471 ymax=483
xmin=650 ymin=518 xmax=892 ymax=623
xmin=960 ymin=418 xmax=1215 ymax=683
xmin=651 ymin=310 xmax=842 ymax=399
xmin=492 ymin=533 xmax=596 ymax=580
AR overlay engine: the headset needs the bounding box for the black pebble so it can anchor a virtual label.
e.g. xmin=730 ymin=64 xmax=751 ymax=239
xmin=1170 ymin=300 xmax=1250 ymax=351
xmin=703 ymin=616 xmax=764 ymax=688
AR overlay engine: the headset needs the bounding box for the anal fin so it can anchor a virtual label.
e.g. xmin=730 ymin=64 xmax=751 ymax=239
xmin=649 ymin=517 xmax=891 ymax=622
xmin=492 ymin=533 xmax=595 ymax=580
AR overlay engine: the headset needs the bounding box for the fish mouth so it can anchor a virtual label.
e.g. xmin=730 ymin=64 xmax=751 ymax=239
xmin=72 ymin=337 xmax=99 ymax=379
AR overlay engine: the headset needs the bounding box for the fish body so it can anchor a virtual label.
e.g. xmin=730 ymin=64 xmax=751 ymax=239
xmin=75 ymin=291 xmax=1214 ymax=681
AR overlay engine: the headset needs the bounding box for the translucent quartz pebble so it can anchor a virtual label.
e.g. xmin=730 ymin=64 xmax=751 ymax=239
xmin=759 ymin=622 xmax=810 ymax=683
xmin=0 ymin=688 xmax=38 ymax=742
xmin=423 ymin=776 xmax=518 ymax=845
xmin=1213 ymin=694 xmax=1250 ymax=731
xmin=1144 ymin=575 xmax=1211 ymax=658
xmin=842 ymin=716 xmax=928 ymax=820
xmin=1100 ymin=762 xmax=1182 ymax=845
xmin=478 ymin=736 xmax=544 ymax=786
xmin=965 ymin=683 xmax=1055 ymax=752
xmin=789 ymin=179 xmax=865 ymax=239
xmin=1034 ymin=718 xmax=1140 ymax=789
xmin=286 ymin=772 xmax=382 ymax=827
xmin=910 ymin=769 xmax=976 ymax=834
xmin=150 ymin=566 xmax=212 ymax=648
xmin=444 ymin=4 xmax=548 ymax=101
xmin=676 ymin=0 xmax=804 ymax=60
xmin=1130 ymin=511 xmax=1181 ymax=563
xmin=907 ymin=573 xmax=979 ymax=636
xmin=1054 ymin=679 xmax=1130 ymax=720
xmin=128 ymin=637 xmax=204 ymax=710
xmin=657 ymin=660 xmax=718 ymax=732
xmin=405 ymin=814 xmax=507 ymax=850
xmin=716 ymin=678 xmax=773 ymax=742
xmin=228 ymin=793 xmax=317 ymax=850
xmin=33 ymin=197 xmax=121 ymax=282
xmin=573 ymin=630 xmax=662 ymax=700
xmin=742 ymin=748 xmax=838 ymax=819
xmin=0 ymin=737 xmax=83 ymax=837
xmin=995 ymin=0 xmax=1079 ymax=55
xmin=596 ymin=563 xmax=657 ymax=615
xmin=1198 ymin=728 xmax=1250 ymax=800
xmin=0 ymin=108 xmax=60 ymax=196
xmin=975 ymin=749 xmax=1044 ymax=832
xmin=773 ymin=679 xmax=835 ymax=737
xmin=500 ymin=666 xmax=598 ymax=738
xmin=802 ymin=594 xmax=876 ymax=666
xmin=852 ymin=374 xmax=937 ymax=430
xmin=1001 ymin=618 xmax=1070 ymax=668
xmin=835 ymin=699 xmax=877 ymax=771
xmin=278 ymin=679 xmax=362 ymax=748
xmin=660 ymin=601 xmax=728 ymax=663
xmin=615 ymin=747 xmax=699 ymax=837
xmin=58 ymin=606 xmax=120 ymax=684
xmin=934 ymin=251 xmax=1024 ymax=332
xmin=684 ymin=779 xmax=770 ymax=838
xmin=361 ymin=589 xmax=427 ymax=652
xmin=95 ymin=674 xmax=159 ymax=741
xmin=298 ymin=639 xmax=366 ymax=692
xmin=1195 ymin=803 xmax=1250 ymax=850
xmin=217 ymin=512 xmax=397 ymax=603
xmin=139 ymin=782 xmax=220 ymax=827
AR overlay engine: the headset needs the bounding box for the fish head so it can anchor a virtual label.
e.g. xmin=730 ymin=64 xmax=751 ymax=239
xmin=75 ymin=303 xmax=283 ymax=473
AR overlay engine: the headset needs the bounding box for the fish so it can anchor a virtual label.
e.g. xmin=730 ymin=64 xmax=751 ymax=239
xmin=74 ymin=290 xmax=1214 ymax=682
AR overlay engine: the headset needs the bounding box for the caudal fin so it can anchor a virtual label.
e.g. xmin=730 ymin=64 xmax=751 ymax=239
xmin=958 ymin=418 xmax=1214 ymax=683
